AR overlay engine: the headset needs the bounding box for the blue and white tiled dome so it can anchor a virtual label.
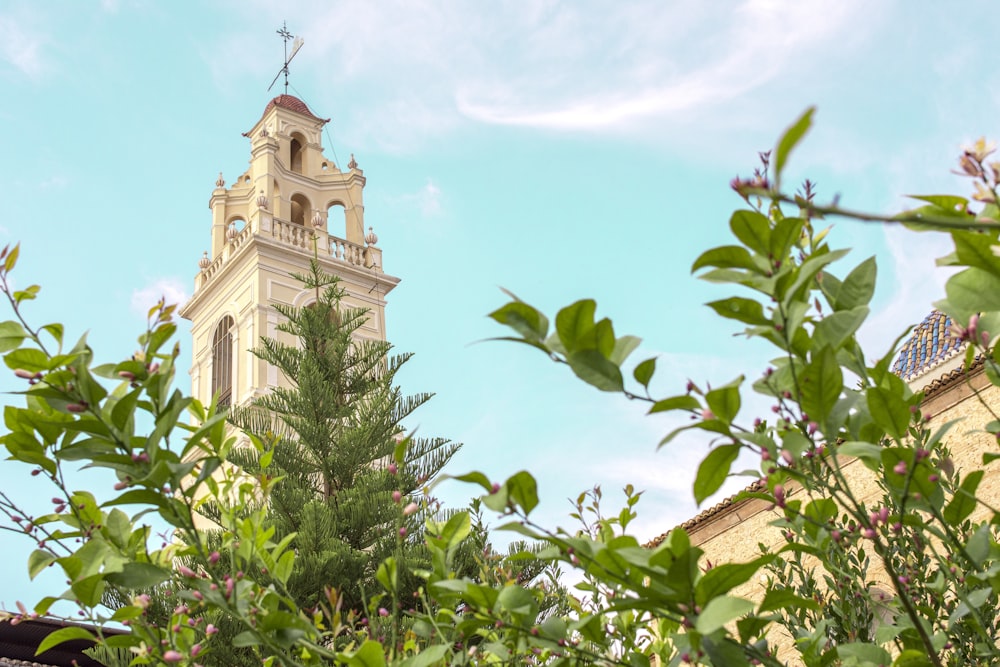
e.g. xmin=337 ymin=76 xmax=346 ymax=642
xmin=892 ymin=310 xmax=964 ymax=380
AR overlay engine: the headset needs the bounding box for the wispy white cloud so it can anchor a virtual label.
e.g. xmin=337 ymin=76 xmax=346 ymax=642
xmin=218 ymin=0 xmax=881 ymax=153
xmin=0 ymin=11 xmax=46 ymax=78
xmin=131 ymin=278 xmax=189 ymax=317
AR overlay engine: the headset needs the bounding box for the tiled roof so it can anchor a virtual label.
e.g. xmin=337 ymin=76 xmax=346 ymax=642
xmin=892 ymin=310 xmax=963 ymax=380
xmin=262 ymin=95 xmax=328 ymax=123
xmin=645 ymin=479 xmax=764 ymax=548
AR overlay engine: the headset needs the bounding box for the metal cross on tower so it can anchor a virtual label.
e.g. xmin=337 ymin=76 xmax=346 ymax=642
xmin=268 ymin=21 xmax=304 ymax=94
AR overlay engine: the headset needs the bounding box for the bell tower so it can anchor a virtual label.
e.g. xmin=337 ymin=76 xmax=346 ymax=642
xmin=179 ymin=94 xmax=399 ymax=407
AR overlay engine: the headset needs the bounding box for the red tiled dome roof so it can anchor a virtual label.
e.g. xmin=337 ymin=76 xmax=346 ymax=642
xmin=262 ymin=95 xmax=328 ymax=123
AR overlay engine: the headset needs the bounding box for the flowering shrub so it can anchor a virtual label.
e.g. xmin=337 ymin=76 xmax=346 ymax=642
xmin=3 ymin=110 xmax=1000 ymax=666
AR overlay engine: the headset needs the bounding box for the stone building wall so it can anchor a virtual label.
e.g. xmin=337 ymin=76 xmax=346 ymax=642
xmin=651 ymin=364 xmax=1000 ymax=664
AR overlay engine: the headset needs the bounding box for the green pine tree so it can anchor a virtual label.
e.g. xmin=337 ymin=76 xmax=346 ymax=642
xmin=228 ymin=259 xmax=460 ymax=614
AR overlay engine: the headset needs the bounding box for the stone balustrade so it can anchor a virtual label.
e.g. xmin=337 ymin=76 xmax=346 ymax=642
xmin=196 ymin=215 xmax=382 ymax=290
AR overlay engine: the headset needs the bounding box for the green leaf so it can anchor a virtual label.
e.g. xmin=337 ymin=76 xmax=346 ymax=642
xmin=4 ymin=243 xmax=19 ymax=272
xmin=489 ymin=299 xmax=549 ymax=342
xmin=232 ymin=631 xmax=260 ymax=648
xmin=730 ymin=210 xmax=772 ymax=256
xmin=439 ymin=511 xmax=472 ymax=549
xmin=940 ymin=267 xmax=1000 ymax=320
xmin=695 ymin=595 xmax=754 ymax=634
xmin=649 ymin=394 xmax=700 ymax=413
xmin=28 ymin=549 xmax=56 ymax=580
xmin=892 ymin=649 xmax=935 ymax=667
xmin=799 ymin=346 xmax=842 ymax=432
xmin=837 ymin=441 xmax=883 ymax=463
xmin=770 ymin=217 xmax=805 ymax=262
xmin=943 ymin=470 xmax=983 ymax=524
xmin=567 ymin=349 xmax=624 ymax=392
xmin=951 ymin=230 xmax=1000 ymax=276
xmin=4 ymin=347 xmax=51 ymax=373
xmin=867 ymin=387 xmax=910 ymax=441
xmin=105 ymin=562 xmax=169 ymax=589
xmin=692 ymin=245 xmax=760 ymax=273
xmin=610 ymin=335 xmax=641 ymax=365
xmin=495 ymin=585 xmax=538 ymax=617
xmin=344 ymin=640 xmax=388 ymax=667
xmin=705 ymin=378 xmax=742 ymax=424
xmin=707 ymin=297 xmax=769 ymax=326
xmin=812 ymin=306 xmax=868 ymax=351
xmin=694 ymin=444 xmax=740 ymax=505
xmin=555 ymin=299 xmax=597 ymax=353
xmin=405 ymin=645 xmax=449 ymax=667
xmin=451 ymin=471 xmax=493 ymax=493
xmin=633 ymin=357 xmax=656 ymax=388
xmin=506 ymin=470 xmax=539 ymax=515
xmin=36 ymin=626 xmax=95 ymax=656
xmin=696 ymin=556 xmax=773 ymax=604
xmin=834 ymin=256 xmax=877 ymax=310
xmin=376 ymin=557 xmax=398 ymax=593
xmin=702 ymin=638 xmax=751 ymax=667
xmin=758 ymin=587 xmax=818 ymax=613
xmin=774 ymin=107 xmax=814 ymax=184
xmin=0 ymin=320 xmax=26 ymax=353
xmin=837 ymin=642 xmax=891 ymax=665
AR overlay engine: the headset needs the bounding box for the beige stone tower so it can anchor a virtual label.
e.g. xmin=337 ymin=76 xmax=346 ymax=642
xmin=179 ymin=94 xmax=399 ymax=408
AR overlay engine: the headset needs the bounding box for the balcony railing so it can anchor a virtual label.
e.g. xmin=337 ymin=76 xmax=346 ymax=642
xmin=196 ymin=214 xmax=382 ymax=291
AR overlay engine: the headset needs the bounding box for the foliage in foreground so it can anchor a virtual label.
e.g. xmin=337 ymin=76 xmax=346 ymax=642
xmin=2 ymin=110 xmax=1000 ymax=666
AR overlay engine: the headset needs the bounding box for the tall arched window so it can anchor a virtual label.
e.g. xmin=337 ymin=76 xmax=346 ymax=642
xmin=212 ymin=316 xmax=234 ymax=407
xmin=290 ymin=133 xmax=305 ymax=174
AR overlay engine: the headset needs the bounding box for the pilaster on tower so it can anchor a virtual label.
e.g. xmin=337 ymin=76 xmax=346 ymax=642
xmin=179 ymin=94 xmax=399 ymax=409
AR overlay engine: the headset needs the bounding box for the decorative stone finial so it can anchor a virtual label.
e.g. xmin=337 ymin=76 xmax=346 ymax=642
xmin=312 ymin=211 xmax=324 ymax=229
xmin=198 ymin=251 xmax=211 ymax=270
xmin=365 ymin=226 xmax=378 ymax=246
xmin=260 ymin=127 xmax=269 ymax=138
xmin=256 ymin=194 xmax=269 ymax=210
xmin=348 ymin=154 xmax=358 ymax=170
xmin=226 ymin=224 xmax=239 ymax=241
xmin=215 ymin=172 xmax=225 ymax=188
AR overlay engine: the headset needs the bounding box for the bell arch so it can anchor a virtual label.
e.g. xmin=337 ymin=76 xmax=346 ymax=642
xmin=290 ymin=193 xmax=311 ymax=226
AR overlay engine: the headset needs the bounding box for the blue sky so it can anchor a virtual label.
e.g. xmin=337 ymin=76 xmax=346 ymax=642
xmin=0 ymin=1 xmax=996 ymax=610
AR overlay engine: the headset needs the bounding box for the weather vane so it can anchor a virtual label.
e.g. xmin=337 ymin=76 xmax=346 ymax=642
xmin=268 ymin=21 xmax=304 ymax=94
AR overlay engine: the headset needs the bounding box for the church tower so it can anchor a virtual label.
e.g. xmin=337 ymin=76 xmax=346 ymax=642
xmin=179 ymin=94 xmax=399 ymax=407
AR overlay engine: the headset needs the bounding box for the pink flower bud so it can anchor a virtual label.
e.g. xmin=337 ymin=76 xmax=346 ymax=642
xmin=781 ymin=449 xmax=794 ymax=465
xmin=66 ymin=402 xmax=87 ymax=413
xmin=206 ymin=624 xmax=218 ymax=635
xmin=191 ymin=644 xmax=203 ymax=658
xmin=388 ymin=463 xmax=398 ymax=475
xmin=701 ymin=408 xmax=715 ymax=421
xmin=14 ymin=369 xmax=35 ymax=380
xmin=863 ymin=528 xmax=876 ymax=539
xmin=878 ymin=507 xmax=889 ymax=524
xmin=208 ymin=551 xmax=220 ymax=564
xmin=761 ymin=449 xmax=771 ymax=462
xmin=893 ymin=461 xmax=907 ymax=475
xmin=490 ymin=482 xmax=501 ymax=494
xmin=192 ymin=590 xmax=203 ymax=601
xmin=113 ymin=480 xmax=129 ymax=491
xmin=118 ymin=371 xmax=136 ymax=381
xmin=392 ymin=491 xmax=402 ymax=504
xmin=807 ymin=421 xmax=818 ymax=435
xmin=831 ymin=529 xmax=841 ymax=541
xmin=163 ymin=650 xmax=183 ymax=663
xmin=178 ymin=565 xmax=197 ymax=578
xmin=403 ymin=502 xmax=418 ymax=516
xmin=398 ymin=527 xmax=407 ymax=537
xmin=774 ymin=484 xmax=785 ymax=508
xmin=378 ymin=607 xmax=389 ymax=617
